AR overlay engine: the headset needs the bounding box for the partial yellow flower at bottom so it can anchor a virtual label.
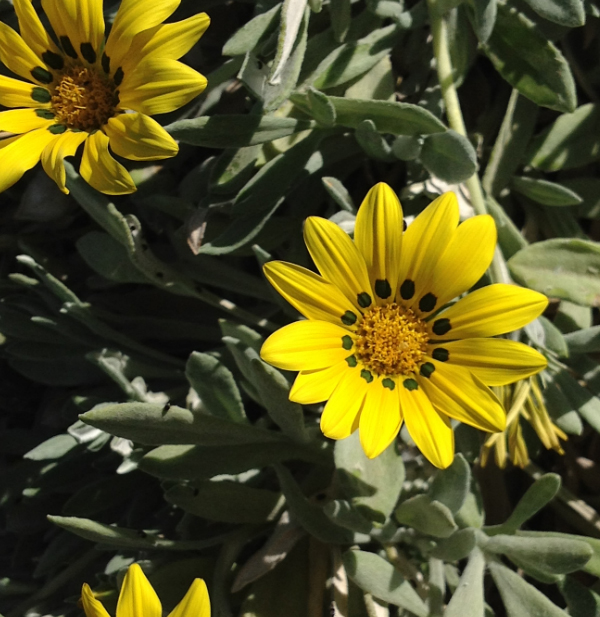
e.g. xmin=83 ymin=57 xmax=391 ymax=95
xmin=260 ymin=182 xmax=549 ymax=469
xmin=480 ymin=375 xmax=566 ymax=468
xmin=81 ymin=563 xmax=210 ymax=617
xmin=0 ymin=0 xmax=209 ymax=195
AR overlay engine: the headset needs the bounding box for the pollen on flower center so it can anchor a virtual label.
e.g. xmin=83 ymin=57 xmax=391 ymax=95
xmin=355 ymin=303 xmax=429 ymax=376
xmin=51 ymin=65 xmax=117 ymax=132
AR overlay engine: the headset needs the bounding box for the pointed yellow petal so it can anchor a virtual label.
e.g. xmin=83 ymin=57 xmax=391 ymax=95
xmin=0 ymin=75 xmax=44 ymax=108
xmin=105 ymin=0 xmax=181 ymax=70
xmin=359 ymin=378 xmax=402 ymax=458
xmin=263 ymin=261 xmax=358 ymax=327
xmin=320 ymin=366 xmax=367 ymax=440
xmin=0 ymin=128 xmax=55 ymax=193
xmin=119 ymin=58 xmax=207 ymax=116
xmin=0 ymin=22 xmax=46 ymax=82
xmin=105 ymin=112 xmax=178 ymax=161
xmin=117 ymin=564 xmax=161 ymax=617
xmin=81 ymin=584 xmax=111 ymax=617
xmin=41 ymin=0 xmax=104 ymax=61
xmin=290 ymin=360 xmax=349 ymax=405
xmin=125 ymin=13 xmax=210 ymax=69
xmin=431 ymin=338 xmax=547 ymax=386
xmin=41 ymin=130 xmax=88 ymax=193
xmin=80 ymin=131 xmax=136 ymax=195
xmin=397 ymin=192 xmax=459 ymax=312
xmin=354 ymin=182 xmax=403 ymax=302
xmin=0 ymin=108 xmax=53 ymax=133
xmin=304 ymin=216 xmax=373 ymax=312
xmin=400 ymin=381 xmax=454 ymax=469
xmin=261 ymin=320 xmax=354 ymax=371
xmin=427 ymin=215 xmax=497 ymax=312
xmin=419 ymin=360 xmax=506 ymax=432
xmin=429 ymin=284 xmax=548 ymax=340
xmin=167 ymin=579 xmax=210 ymax=617
xmin=14 ymin=0 xmax=61 ymax=58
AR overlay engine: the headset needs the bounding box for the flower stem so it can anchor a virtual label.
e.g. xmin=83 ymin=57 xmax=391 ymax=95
xmin=427 ymin=0 xmax=508 ymax=284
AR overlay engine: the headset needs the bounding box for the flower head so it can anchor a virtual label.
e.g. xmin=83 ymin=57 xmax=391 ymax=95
xmin=81 ymin=563 xmax=210 ymax=617
xmin=0 ymin=0 xmax=209 ymax=195
xmin=260 ymin=183 xmax=549 ymax=468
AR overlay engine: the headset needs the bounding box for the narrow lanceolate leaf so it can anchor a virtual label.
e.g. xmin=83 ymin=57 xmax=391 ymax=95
xmin=520 ymin=0 xmax=585 ymax=27
xmin=444 ymin=548 xmax=485 ymax=617
xmin=482 ymin=4 xmax=577 ymax=113
xmin=269 ymin=0 xmax=309 ymax=84
xmin=166 ymin=115 xmax=316 ymax=149
xmin=420 ymin=130 xmax=478 ymax=184
xmin=564 ymin=326 xmax=600 ymax=354
xmin=508 ymin=239 xmax=600 ymax=307
xmin=468 ymin=0 xmax=497 ymax=43
xmin=527 ymin=104 xmax=600 ymax=171
xmin=511 ymin=177 xmax=582 ymax=207
xmin=222 ymin=4 xmax=282 ymax=56
xmin=343 ymin=550 xmax=429 ymax=616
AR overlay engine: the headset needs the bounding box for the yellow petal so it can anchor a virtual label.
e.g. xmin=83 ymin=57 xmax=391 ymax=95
xmin=290 ymin=360 xmax=349 ymax=405
xmin=105 ymin=112 xmax=178 ymax=161
xmin=0 ymin=128 xmax=55 ymax=193
xmin=260 ymin=320 xmax=354 ymax=371
xmin=119 ymin=58 xmax=207 ymax=116
xmin=0 ymin=22 xmax=46 ymax=82
xmin=431 ymin=338 xmax=547 ymax=386
xmin=354 ymin=182 xmax=403 ymax=302
xmin=167 ymin=579 xmax=211 ymax=617
xmin=426 ymin=214 xmax=497 ymax=312
xmin=125 ymin=13 xmax=210 ymax=69
xmin=81 ymin=583 xmax=111 ymax=617
xmin=0 ymin=75 xmax=44 ymax=108
xmin=320 ymin=366 xmax=368 ymax=440
xmin=41 ymin=130 xmax=89 ymax=193
xmin=105 ymin=0 xmax=181 ymax=70
xmin=263 ymin=261 xmax=358 ymax=327
xmin=14 ymin=0 xmax=61 ymax=58
xmin=429 ymin=284 xmax=548 ymax=340
xmin=399 ymin=382 xmax=454 ymax=469
xmin=0 ymin=108 xmax=53 ymax=133
xmin=397 ymin=192 xmax=459 ymax=312
xmin=304 ymin=216 xmax=373 ymax=312
xmin=80 ymin=131 xmax=136 ymax=195
xmin=117 ymin=564 xmax=161 ymax=617
xmin=41 ymin=0 xmax=104 ymax=62
xmin=359 ymin=378 xmax=402 ymax=458
xmin=419 ymin=360 xmax=506 ymax=432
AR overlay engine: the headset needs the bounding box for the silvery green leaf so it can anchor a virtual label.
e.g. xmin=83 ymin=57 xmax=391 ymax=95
xmin=430 ymin=453 xmax=471 ymax=514
xmin=431 ymin=528 xmax=477 ymax=561
xmin=467 ymin=0 xmax=497 ymax=43
xmin=322 ymin=177 xmax=356 ymax=213
xmin=395 ymin=495 xmax=458 ymax=538
xmin=564 ymin=325 xmax=600 ymax=354
xmin=355 ymin=119 xmax=396 ymax=161
xmin=521 ymin=0 xmax=585 ymax=27
xmin=269 ymin=0 xmax=308 ymax=84
xmin=443 ymin=547 xmax=485 ymax=617
xmin=511 ymin=177 xmax=582 ymax=206
xmin=223 ymin=4 xmax=282 ymax=56
xmin=420 ymin=130 xmax=478 ymax=184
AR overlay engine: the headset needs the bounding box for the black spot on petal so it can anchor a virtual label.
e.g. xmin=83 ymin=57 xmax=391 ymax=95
xmin=114 ymin=67 xmax=124 ymax=86
xmin=403 ymin=378 xmax=418 ymax=391
xmin=382 ymin=378 xmax=395 ymax=390
xmin=419 ymin=362 xmax=435 ymax=378
xmin=31 ymin=87 xmax=51 ymax=103
xmin=432 ymin=318 xmax=451 ymax=336
xmin=60 ymin=35 xmax=78 ymax=59
xmin=345 ymin=355 xmax=357 ymax=367
xmin=42 ymin=50 xmax=64 ymax=70
xmin=361 ymin=369 xmax=373 ymax=383
xmin=357 ymin=292 xmax=372 ymax=308
xmin=48 ymin=124 xmax=67 ymax=134
xmin=419 ymin=293 xmax=437 ymax=313
xmin=31 ymin=66 xmax=53 ymax=84
xmin=400 ymin=279 xmax=415 ymax=300
xmin=342 ymin=335 xmax=353 ymax=350
xmin=102 ymin=52 xmax=110 ymax=73
xmin=375 ymin=279 xmax=392 ymax=299
xmin=341 ymin=311 xmax=357 ymax=326
xmin=80 ymin=42 xmax=97 ymax=64
xmin=432 ymin=348 xmax=449 ymax=362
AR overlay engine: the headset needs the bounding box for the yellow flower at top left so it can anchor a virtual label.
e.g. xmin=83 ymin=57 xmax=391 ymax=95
xmin=0 ymin=0 xmax=209 ymax=195
xmin=81 ymin=563 xmax=211 ymax=617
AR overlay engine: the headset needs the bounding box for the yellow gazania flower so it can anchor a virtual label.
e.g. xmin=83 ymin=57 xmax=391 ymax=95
xmin=260 ymin=183 xmax=549 ymax=469
xmin=481 ymin=374 xmax=566 ymax=469
xmin=0 ymin=0 xmax=209 ymax=195
xmin=81 ymin=563 xmax=210 ymax=617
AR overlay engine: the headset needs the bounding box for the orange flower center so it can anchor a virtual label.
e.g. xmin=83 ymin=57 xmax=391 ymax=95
xmin=51 ymin=65 xmax=117 ymax=131
xmin=355 ymin=303 xmax=428 ymax=376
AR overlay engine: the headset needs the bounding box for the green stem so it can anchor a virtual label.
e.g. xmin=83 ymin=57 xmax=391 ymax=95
xmin=427 ymin=1 xmax=508 ymax=285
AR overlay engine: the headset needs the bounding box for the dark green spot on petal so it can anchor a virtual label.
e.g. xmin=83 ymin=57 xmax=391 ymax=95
xmin=342 ymin=335 xmax=353 ymax=350
xmin=48 ymin=124 xmax=67 ymax=134
xmin=345 ymin=355 xmax=357 ymax=367
xmin=42 ymin=50 xmax=64 ymax=70
xmin=31 ymin=87 xmax=51 ymax=103
xmin=31 ymin=66 xmax=53 ymax=84
xmin=35 ymin=109 xmax=55 ymax=119
xmin=419 ymin=362 xmax=435 ymax=378
xmin=382 ymin=378 xmax=395 ymax=390
xmin=341 ymin=310 xmax=357 ymax=326
xmin=432 ymin=318 xmax=451 ymax=336
xmin=114 ymin=67 xmax=124 ymax=87
xmin=59 ymin=35 xmax=78 ymax=59
xmin=403 ymin=378 xmax=418 ymax=391
xmin=419 ymin=293 xmax=437 ymax=313
xmin=375 ymin=279 xmax=392 ymax=299
xmin=361 ymin=369 xmax=373 ymax=383
xmin=102 ymin=52 xmax=110 ymax=74
xmin=80 ymin=42 xmax=97 ymax=64
xmin=400 ymin=279 xmax=415 ymax=300
xmin=432 ymin=348 xmax=449 ymax=362
xmin=357 ymin=292 xmax=372 ymax=308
